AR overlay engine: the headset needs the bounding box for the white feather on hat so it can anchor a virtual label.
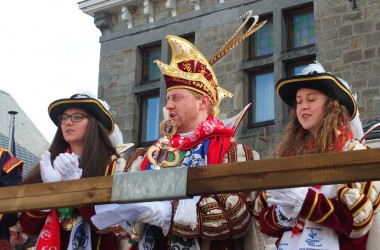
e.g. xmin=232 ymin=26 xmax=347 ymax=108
xmin=108 ymin=124 xmax=134 ymax=155
xmin=300 ymin=61 xmax=326 ymax=75
xmin=76 ymin=92 xmax=134 ymax=151
xmin=76 ymin=91 xmax=111 ymax=111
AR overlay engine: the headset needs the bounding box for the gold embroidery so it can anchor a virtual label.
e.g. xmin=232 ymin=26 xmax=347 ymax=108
xmin=350 ymin=193 xmax=365 ymax=211
xmin=306 ymin=192 xmax=319 ymax=220
xmin=351 ymin=197 xmax=370 ymax=218
xmin=338 ymin=187 xmax=349 ymax=202
xmin=373 ymin=191 xmax=380 ymax=209
xmin=353 ymin=210 xmax=373 ymax=227
xmin=263 ymin=210 xmax=279 ymax=230
xmin=315 ymin=197 xmax=334 ymax=223
xmin=26 ymin=211 xmax=47 ymax=218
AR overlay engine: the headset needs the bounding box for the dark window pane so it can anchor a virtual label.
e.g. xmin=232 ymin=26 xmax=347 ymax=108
xmin=141 ymin=95 xmax=159 ymax=142
xmin=251 ymin=19 xmax=273 ymax=57
xmin=185 ymin=36 xmax=195 ymax=45
xmin=290 ymin=11 xmax=315 ymax=49
xmin=251 ymin=71 xmax=274 ymax=123
xmin=143 ymin=47 xmax=161 ymax=82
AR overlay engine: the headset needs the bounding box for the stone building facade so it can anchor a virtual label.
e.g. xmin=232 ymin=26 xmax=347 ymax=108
xmin=79 ymin=0 xmax=380 ymax=158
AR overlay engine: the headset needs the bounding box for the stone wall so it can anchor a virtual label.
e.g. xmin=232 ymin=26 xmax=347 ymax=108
xmin=315 ymin=0 xmax=380 ymax=124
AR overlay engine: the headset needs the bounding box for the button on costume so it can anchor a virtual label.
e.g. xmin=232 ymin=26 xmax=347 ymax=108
xmin=92 ymin=12 xmax=268 ymax=250
xmin=253 ymin=63 xmax=380 ymax=250
xmin=0 ymin=148 xmax=23 ymax=248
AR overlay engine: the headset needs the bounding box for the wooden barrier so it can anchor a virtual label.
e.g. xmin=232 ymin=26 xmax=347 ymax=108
xmin=1 ymin=148 xmax=380 ymax=213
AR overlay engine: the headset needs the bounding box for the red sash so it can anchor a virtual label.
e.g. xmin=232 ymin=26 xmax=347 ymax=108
xmin=35 ymin=210 xmax=60 ymax=249
xmin=141 ymin=116 xmax=234 ymax=170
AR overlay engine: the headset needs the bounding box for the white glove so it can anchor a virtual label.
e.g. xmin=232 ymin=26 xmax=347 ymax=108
xmin=267 ymin=194 xmax=296 ymax=227
xmin=92 ymin=201 xmax=172 ymax=235
xmin=266 ymin=187 xmax=308 ymax=219
xmin=40 ymin=151 xmax=61 ymax=183
xmin=53 ymin=153 xmax=82 ymax=180
xmin=137 ymin=201 xmax=172 ymax=235
xmin=274 ymin=205 xmax=297 ymax=227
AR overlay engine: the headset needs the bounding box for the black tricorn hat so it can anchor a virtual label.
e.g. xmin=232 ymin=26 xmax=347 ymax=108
xmin=276 ymin=72 xmax=357 ymax=120
xmin=48 ymin=93 xmax=114 ymax=134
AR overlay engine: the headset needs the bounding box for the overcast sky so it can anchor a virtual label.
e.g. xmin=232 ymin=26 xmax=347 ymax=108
xmin=1 ymin=0 xmax=100 ymax=142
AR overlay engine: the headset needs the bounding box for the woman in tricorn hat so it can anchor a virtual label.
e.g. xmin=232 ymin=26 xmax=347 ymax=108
xmin=20 ymin=92 xmax=130 ymax=250
xmin=253 ymin=62 xmax=380 ymax=250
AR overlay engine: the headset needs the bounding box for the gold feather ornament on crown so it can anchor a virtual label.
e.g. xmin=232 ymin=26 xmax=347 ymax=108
xmin=208 ymin=10 xmax=267 ymax=66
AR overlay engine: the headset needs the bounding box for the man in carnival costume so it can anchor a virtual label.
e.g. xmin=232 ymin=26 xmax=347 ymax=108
xmin=0 ymin=147 xmax=23 ymax=248
xmin=92 ymin=11 xmax=269 ymax=250
xmin=253 ymin=62 xmax=380 ymax=250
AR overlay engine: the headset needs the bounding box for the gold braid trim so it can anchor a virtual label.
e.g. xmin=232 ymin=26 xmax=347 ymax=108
xmin=260 ymin=191 xmax=268 ymax=207
xmin=315 ymin=198 xmax=334 ymax=224
xmin=243 ymin=144 xmax=254 ymax=160
xmin=353 ymin=210 xmax=373 ymax=228
xmin=227 ymin=142 xmax=237 ymax=162
xmin=200 ymin=202 xmax=221 ymax=212
xmin=306 ymin=192 xmax=319 ymax=220
xmin=373 ymin=190 xmax=380 ymax=210
xmin=124 ymin=148 xmax=147 ymax=172
xmin=350 ymin=194 xmax=366 ymax=216
xmin=26 ymin=211 xmax=48 ymax=218
xmin=96 ymin=235 xmax=102 ymax=250
xmin=263 ymin=210 xmax=278 ymax=230
xmin=202 ymin=214 xmax=225 ymax=221
xmin=338 ymin=187 xmax=349 ymax=203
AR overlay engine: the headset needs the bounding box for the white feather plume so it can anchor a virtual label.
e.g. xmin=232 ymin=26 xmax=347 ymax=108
xmin=300 ymin=61 xmax=326 ymax=75
xmin=350 ymin=93 xmax=364 ymax=139
xmin=109 ymin=124 xmax=123 ymax=148
xmin=75 ymin=91 xmax=97 ymax=99
xmin=74 ymin=91 xmax=110 ymax=111
xmin=98 ymin=99 xmax=110 ymax=111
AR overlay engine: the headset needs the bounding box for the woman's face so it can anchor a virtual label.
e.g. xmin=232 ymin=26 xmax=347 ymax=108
xmin=59 ymin=108 xmax=90 ymax=149
xmin=296 ymin=88 xmax=328 ymax=133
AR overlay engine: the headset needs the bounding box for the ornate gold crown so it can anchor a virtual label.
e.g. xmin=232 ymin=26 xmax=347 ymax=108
xmin=154 ymin=11 xmax=266 ymax=115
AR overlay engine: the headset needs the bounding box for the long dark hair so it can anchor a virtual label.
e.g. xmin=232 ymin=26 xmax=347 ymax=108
xmin=23 ymin=117 xmax=119 ymax=184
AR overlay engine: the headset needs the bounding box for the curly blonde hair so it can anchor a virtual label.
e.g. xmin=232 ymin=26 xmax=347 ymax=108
xmin=273 ymin=98 xmax=351 ymax=157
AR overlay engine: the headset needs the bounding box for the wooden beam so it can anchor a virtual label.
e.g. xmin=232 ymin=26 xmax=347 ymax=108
xmin=187 ymin=148 xmax=380 ymax=195
xmin=0 ymin=148 xmax=380 ymax=213
xmin=0 ymin=176 xmax=113 ymax=213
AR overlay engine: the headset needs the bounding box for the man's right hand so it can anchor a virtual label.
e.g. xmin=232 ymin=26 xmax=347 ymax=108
xmin=40 ymin=151 xmax=61 ymax=183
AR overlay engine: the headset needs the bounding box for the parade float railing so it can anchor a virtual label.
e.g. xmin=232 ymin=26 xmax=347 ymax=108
xmin=1 ymin=148 xmax=380 ymax=213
